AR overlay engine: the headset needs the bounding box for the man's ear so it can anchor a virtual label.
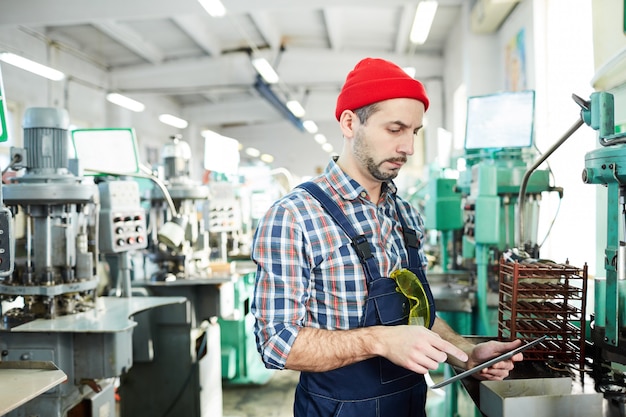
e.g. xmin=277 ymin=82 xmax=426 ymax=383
xmin=339 ymin=110 xmax=357 ymax=139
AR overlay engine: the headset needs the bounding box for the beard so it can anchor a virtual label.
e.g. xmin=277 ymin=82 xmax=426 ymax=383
xmin=353 ymin=128 xmax=407 ymax=182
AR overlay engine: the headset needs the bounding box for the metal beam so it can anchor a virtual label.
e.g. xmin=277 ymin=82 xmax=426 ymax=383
xmin=93 ymin=21 xmax=164 ymax=65
xmin=172 ymin=15 xmax=222 ymax=57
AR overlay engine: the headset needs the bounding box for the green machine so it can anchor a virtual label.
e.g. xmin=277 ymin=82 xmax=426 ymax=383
xmin=424 ymin=90 xmax=561 ymax=417
xmin=457 ymin=148 xmax=553 ymax=336
xmin=424 ymin=175 xmax=474 ymax=337
xmin=577 ymin=91 xmax=626 ymax=410
xmin=219 ymin=265 xmax=273 ymax=385
xmin=456 ymin=90 xmax=558 ymax=337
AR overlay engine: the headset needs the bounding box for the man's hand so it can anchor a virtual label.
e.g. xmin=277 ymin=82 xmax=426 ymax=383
xmin=467 ymin=339 xmax=523 ymax=381
xmin=377 ymin=325 xmax=469 ymax=375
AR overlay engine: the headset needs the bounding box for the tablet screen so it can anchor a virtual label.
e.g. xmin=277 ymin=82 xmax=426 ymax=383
xmin=430 ymin=335 xmax=547 ymax=389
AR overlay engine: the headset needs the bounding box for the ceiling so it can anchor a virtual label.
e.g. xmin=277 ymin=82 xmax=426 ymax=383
xmin=0 ymin=0 xmax=465 ymax=178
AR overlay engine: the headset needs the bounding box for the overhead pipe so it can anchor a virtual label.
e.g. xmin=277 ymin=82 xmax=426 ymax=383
xmin=254 ymin=75 xmax=305 ymax=132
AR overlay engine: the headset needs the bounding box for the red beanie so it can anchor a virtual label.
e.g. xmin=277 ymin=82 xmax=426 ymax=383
xmin=335 ymin=58 xmax=430 ymax=121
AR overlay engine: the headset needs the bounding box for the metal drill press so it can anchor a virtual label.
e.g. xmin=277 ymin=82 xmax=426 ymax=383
xmin=0 ymin=109 xmax=186 ymax=417
xmin=579 ymin=91 xmax=626 ymax=413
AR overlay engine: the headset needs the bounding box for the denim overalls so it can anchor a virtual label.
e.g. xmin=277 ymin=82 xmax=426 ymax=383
xmin=295 ymin=182 xmax=437 ymax=417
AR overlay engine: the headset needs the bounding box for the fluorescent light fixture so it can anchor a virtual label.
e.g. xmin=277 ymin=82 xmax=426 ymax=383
xmin=159 ymin=114 xmax=188 ymax=129
xmin=252 ymin=58 xmax=279 ymax=84
xmin=303 ymin=120 xmax=318 ymax=134
xmin=314 ymin=134 xmax=327 ymax=144
xmin=322 ymin=143 xmax=334 ymax=153
xmin=245 ymin=147 xmax=261 ymax=158
xmin=0 ymin=52 xmax=65 ymax=81
xmin=106 ymin=93 xmax=145 ymax=112
xmin=286 ymin=100 xmax=306 ymax=117
xmin=198 ymin=0 xmax=226 ymax=17
xmin=260 ymin=153 xmax=274 ymax=163
xmin=410 ymin=1 xmax=438 ymax=45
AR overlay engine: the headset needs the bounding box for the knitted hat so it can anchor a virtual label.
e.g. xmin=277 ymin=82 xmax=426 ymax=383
xmin=335 ymin=58 xmax=430 ymax=121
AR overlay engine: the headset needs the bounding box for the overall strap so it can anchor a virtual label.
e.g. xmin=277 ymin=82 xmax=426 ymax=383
xmin=392 ymin=194 xmax=422 ymax=270
xmin=393 ymin=194 xmax=437 ymax=328
xmin=298 ymin=181 xmax=382 ymax=282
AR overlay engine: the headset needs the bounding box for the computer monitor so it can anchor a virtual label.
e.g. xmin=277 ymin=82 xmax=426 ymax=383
xmin=72 ymin=128 xmax=140 ymax=174
xmin=464 ymin=90 xmax=535 ymax=150
xmin=203 ymin=130 xmax=240 ymax=175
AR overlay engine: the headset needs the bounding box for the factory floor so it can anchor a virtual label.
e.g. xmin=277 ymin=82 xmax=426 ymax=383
xmin=222 ymin=370 xmax=299 ymax=417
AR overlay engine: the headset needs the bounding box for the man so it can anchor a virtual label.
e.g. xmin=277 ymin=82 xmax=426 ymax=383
xmin=251 ymin=57 xmax=523 ymax=417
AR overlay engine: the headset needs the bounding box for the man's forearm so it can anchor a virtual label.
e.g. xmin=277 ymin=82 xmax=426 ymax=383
xmin=284 ymin=326 xmax=382 ymax=372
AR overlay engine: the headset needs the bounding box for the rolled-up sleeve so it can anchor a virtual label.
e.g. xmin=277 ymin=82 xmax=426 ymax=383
xmin=250 ymin=200 xmax=310 ymax=370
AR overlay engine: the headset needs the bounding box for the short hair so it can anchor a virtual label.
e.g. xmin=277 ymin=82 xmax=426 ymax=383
xmin=354 ymin=103 xmax=380 ymax=124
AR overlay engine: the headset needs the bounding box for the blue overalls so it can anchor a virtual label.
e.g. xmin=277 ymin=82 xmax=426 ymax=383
xmin=295 ymin=182 xmax=437 ymax=417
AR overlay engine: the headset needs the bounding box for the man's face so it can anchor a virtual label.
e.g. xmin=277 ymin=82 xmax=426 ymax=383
xmin=352 ymin=98 xmax=424 ymax=182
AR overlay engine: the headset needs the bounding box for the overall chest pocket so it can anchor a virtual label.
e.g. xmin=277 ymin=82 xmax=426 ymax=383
xmin=365 ymin=277 xmax=409 ymax=326
xmin=363 ymin=277 xmax=419 ymax=384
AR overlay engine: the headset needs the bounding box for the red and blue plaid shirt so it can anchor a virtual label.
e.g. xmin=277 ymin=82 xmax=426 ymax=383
xmin=251 ymin=159 xmax=427 ymax=369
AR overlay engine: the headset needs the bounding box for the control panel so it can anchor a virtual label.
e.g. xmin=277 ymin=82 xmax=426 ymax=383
xmin=206 ymin=182 xmax=240 ymax=233
xmin=98 ymin=181 xmax=148 ymax=253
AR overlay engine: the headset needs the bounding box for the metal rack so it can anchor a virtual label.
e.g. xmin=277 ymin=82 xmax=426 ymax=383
xmin=497 ymin=258 xmax=588 ymax=368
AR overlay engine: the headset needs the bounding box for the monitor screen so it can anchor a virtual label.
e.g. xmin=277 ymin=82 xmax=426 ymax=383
xmin=203 ymin=130 xmax=240 ymax=175
xmin=464 ymin=90 xmax=535 ymax=150
xmin=72 ymin=128 xmax=140 ymax=174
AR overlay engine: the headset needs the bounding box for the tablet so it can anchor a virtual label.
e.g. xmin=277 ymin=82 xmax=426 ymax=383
xmin=430 ymin=335 xmax=547 ymax=389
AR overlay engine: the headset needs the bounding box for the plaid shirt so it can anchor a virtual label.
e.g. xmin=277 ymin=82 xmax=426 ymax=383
xmin=251 ymin=159 xmax=427 ymax=369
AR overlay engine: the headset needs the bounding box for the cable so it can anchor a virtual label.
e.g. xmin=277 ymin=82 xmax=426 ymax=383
xmin=2 ymin=153 xmax=22 ymax=175
xmin=538 ymin=191 xmax=562 ymax=249
xmin=160 ymin=327 xmax=209 ymax=417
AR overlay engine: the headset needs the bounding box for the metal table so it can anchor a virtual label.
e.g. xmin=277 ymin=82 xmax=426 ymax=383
xmin=0 ymin=361 xmax=67 ymax=415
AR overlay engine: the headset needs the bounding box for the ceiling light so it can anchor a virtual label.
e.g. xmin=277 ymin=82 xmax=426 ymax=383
xmin=245 ymin=147 xmax=261 ymax=158
xmin=314 ymin=134 xmax=327 ymax=144
xmin=303 ymin=120 xmax=318 ymax=134
xmin=106 ymin=93 xmax=145 ymax=112
xmin=0 ymin=52 xmax=65 ymax=81
xmin=159 ymin=114 xmax=188 ymax=129
xmin=410 ymin=1 xmax=438 ymax=45
xmin=286 ymin=100 xmax=306 ymax=117
xmin=260 ymin=154 xmax=274 ymax=163
xmin=322 ymin=143 xmax=334 ymax=153
xmin=198 ymin=0 xmax=226 ymax=17
xmin=252 ymin=58 xmax=279 ymax=84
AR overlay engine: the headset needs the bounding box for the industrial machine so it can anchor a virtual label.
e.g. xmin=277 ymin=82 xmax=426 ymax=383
xmin=425 ymin=91 xmax=559 ymax=337
xmin=0 ymin=108 xmax=187 ymax=417
xmin=146 ymin=134 xmax=212 ymax=281
xmin=474 ymin=90 xmax=626 ymax=416
xmin=421 ymin=92 xmax=565 ymax=417
xmin=577 ymin=91 xmax=626 ymax=415
xmin=70 ymin=128 xmax=223 ymax=416
xmin=135 ymin=134 xmax=272 ymax=386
